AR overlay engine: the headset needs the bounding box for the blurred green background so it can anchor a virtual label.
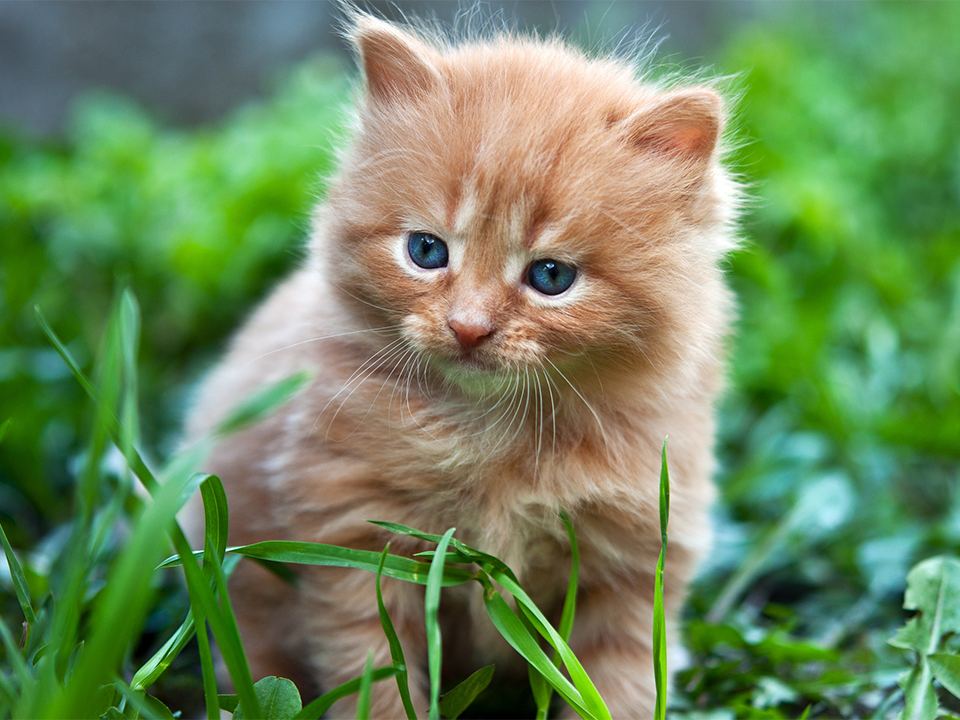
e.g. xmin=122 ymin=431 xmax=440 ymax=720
xmin=1 ymin=1 xmax=959 ymax=715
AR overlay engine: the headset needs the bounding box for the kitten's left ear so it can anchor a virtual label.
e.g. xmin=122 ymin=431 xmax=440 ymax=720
xmin=621 ymin=88 xmax=723 ymax=170
xmin=349 ymin=15 xmax=442 ymax=105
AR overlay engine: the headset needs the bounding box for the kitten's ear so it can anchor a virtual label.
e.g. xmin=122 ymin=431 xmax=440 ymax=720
xmin=349 ymin=15 xmax=442 ymax=105
xmin=621 ymin=89 xmax=723 ymax=169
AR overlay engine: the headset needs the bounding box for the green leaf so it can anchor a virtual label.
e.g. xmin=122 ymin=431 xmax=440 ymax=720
xmin=438 ymin=665 xmax=494 ymax=720
xmin=0 ymin=418 xmax=11 ymax=444
xmin=200 ymin=475 xmax=230 ymax=564
xmin=233 ymin=677 xmax=302 ymax=720
xmin=130 ymin=613 xmax=195 ymax=692
xmin=159 ymin=540 xmax=474 ymax=587
xmin=890 ymin=556 xmax=960 ymax=655
xmin=356 ymin=652 xmax=374 ymax=720
xmin=427 ymin=528 xmax=456 ymax=720
xmin=216 ymin=371 xmax=311 ymax=436
xmin=929 ymin=653 xmax=960 ymax=699
xmin=653 ymin=439 xmax=670 ymax=720
xmin=0 ymin=523 xmax=38 ymax=629
xmin=898 ymin=661 xmax=938 ymax=720
xmin=375 ymin=546 xmax=417 ymax=720
xmin=477 ymin=573 xmax=593 ymax=719
xmin=218 ymin=695 xmax=239 ymax=713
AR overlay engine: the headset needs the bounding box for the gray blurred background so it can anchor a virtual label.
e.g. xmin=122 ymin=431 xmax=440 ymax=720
xmin=0 ymin=1 xmax=772 ymax=137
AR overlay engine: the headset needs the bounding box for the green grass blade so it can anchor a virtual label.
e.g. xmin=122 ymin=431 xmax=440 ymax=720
xmin=293 ymin=667 xmax=399 ymax=720
xmin=372 ymin=521 xmax=520 ymax=583
xmin=653 ymin=440 xmax=670 ymax=720
xmin=113 ymin=677 xmax=175 ymax=720
xmin=216 ymin=371 xmax=311 ymax=436
xmin=35 ymin=305 xmax=98 ymax=402
xmin=206 ymin=534 xmax=262 ymax=718
xmin=438 ymin=665 xmax=494 ymax=720
xmin=200 ymin=475 xmax=230 ymax=563
xmin=0 ymin=523 xmax=38 ymax=629
xmin=356 ymin=651 xmax=375 ymax=720
xmin=194 ymin=604 xmax=220 ymax=720
xmin=476 ymin=573 xmax=592 ymax=719
xmin=531 ymin=508 xmax=581 ymax=720
xmin=119 ymin=289 xmax=141 ymax=480
xmin=375 ymin=546 xmax=417 ymax=720
xmin=162 ymin=540 xmax=475 ymax=587
xmin=426 ymin=528 xmax=456 ymax=720
xmin=52 ymin=458 xmax=194 ymax=718
xmin=557 ymin=509 xmax=579 ymax=647
xmin=130 ymin=613 xmax=195 ymax=691
xmin=486 ymin=567 xmax=608 ymax=720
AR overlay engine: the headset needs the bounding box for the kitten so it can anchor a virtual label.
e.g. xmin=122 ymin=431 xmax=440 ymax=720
xmin=185 ymin=12 xmax=738 ymax=718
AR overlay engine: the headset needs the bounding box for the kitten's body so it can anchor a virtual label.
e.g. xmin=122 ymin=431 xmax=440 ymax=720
xmin=186 ymin=15 xmax=738 ymax=717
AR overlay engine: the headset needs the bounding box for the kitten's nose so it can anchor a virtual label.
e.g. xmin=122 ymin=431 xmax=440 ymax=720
xmin=448 ymin=317 xmax=494 ymax=350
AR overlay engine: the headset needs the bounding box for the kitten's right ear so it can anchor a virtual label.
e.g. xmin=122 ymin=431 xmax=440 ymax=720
xmin=620 ymin=88 xmax=724 ymax=172
xmin=348 ymin=15 xmax=442 ymax=105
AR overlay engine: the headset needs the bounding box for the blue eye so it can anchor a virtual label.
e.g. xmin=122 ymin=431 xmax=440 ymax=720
xmin=407 ymin=232 xmax=449 ymax=269
xmin=527 ymin=259 xmax=576 ymax=296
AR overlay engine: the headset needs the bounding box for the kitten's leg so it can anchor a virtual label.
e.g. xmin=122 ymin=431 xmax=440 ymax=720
xmin=299 ymin=562 xmax=429 ymax=718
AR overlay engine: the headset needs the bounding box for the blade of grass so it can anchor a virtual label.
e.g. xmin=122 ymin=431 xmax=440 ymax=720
xmin=427 ymin=528 xmax=456 ymax=720
xmin=216 ymin=371 xmax=311 ymax=436
xmin=159 ymin=541 xmax=474 ymax=587
xmin=475 ymin=572 xmax=593 ymax=719
xmin=0 ymin=524 xmax=39 ymax=630
xmin=375 ymin=520 xmax=608 ymax=718
xmin=293 ymin=667 xmax=399 ymax=720
xmin=438 ymin=665 xmax=494 ymax=720
xmin=653 ymin=439 xmax=670 ymax=720
xmin=531 ymin=507 xmax=581 ymax=720
xmin=52 ymin=455 xmax=195 ymax=718
xmin=375 ymin=546 xmax=417 ymax=720
xmin=485 ymin=567 xmax=608 ymax=719
xmin=356 ymin=650 xmax=375 ymax=720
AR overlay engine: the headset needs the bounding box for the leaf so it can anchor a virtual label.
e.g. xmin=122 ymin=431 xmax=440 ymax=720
xmin=438 ymin=665 xmax=494 ymax=720
xmin=233 ymin=676 xmax=302 ymax=720
xmin=890 ymin=556 xmax=960 ymax=655
xmin=653 ymin=439 xmax=670 ymax=720
xmin=216 ymin=371 xmax=311 ymax=436
xmin=375 ymin=546 xmax=417 ymax=720
xmin=159 ymin=540 xmax=474 ymax=587
xmin=218 ymin=695 xmax=239 ymax=713
xmin=898 ymin=661 xmax=938 ymax=720
xmin=929 ymin=653 xmax=960 ymax=699
xmin=356 ymin=652 xmax=374 ymax=720
xmin=0 ymin=523 xmax=38 ymax=628
xmin=476 ymin=573 xmax=593 ymax=719
xmin=427 ymin=528 xmax=456 ymax=720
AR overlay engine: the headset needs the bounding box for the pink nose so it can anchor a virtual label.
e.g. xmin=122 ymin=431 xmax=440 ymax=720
xmin=448 ymin=318 xmax=494 ymax=349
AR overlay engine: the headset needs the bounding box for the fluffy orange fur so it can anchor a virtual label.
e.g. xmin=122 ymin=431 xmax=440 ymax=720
xmin=185 ymin=13 xmax=739 ymax=718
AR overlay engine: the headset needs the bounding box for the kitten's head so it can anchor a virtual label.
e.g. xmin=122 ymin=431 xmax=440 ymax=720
xmin=319 ymin=16 xmax=738 ymax=397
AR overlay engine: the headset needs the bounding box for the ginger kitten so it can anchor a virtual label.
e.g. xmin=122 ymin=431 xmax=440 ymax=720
xmin=185 ymin=13 xmax=738 ymax=718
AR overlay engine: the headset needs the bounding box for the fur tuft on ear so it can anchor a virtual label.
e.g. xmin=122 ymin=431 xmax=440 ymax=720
xmin=621 ymin=88 xmax=723 ymax=166
xmin=348 ymin=15 xmax=442 ymax=105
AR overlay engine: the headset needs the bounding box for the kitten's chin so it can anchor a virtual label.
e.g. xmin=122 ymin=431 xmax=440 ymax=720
xmin=435 ymin=357 xmax=517 ymax=396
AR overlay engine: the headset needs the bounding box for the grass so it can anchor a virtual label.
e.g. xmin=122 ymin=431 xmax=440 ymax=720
xmin=0 ymin=293 xmax=629 ymax=719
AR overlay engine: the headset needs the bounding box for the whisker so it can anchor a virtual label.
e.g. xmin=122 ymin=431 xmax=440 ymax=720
xmin=244 ymin=326 xmax=399 ymax=366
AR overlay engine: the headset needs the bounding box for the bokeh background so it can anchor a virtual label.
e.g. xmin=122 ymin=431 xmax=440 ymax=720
xmin=2 ymin=1 xmax=959 ymax=716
